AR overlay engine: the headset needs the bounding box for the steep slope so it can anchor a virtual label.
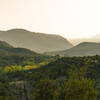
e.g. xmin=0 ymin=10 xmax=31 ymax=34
xmin=0 ymin=41 xmax=13 ymax=48
xmin=46 ymin=42 xmax=100 ymax=56
xmin=0 ymin=40 xmax=51 ymax=59
xmin=0 ymin=41 xmax=53 ymax=66
xmin=0 ymin=40 xmax=38 ymax=56
xmin=0 ymin=29 xmax=73 ymax=53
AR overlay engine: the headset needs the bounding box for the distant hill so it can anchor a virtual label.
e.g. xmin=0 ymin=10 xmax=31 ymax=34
xmin=0 ymin=29 xmax=73 ymax=53
xmin=0 ymin=40 xmax=39 ymax=57
xmin=46 ymin=42 xmax=100 ymax=56
xmin=0 ymin=41 xmax=13 ymax=48
xmin=69 ymin=33 xmax=100 ymax=45
xmin=91 ymin=34 xmax=100 ymax=42
xmin=0 ymin=41 xmax=53 ymax=66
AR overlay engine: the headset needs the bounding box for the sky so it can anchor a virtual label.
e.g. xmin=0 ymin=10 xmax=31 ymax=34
xmin=0 ymin=0 xmax=100 ymax=39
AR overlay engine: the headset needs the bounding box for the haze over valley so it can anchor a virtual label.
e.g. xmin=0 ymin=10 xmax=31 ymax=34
xmin=1 ymin=0 xmax=100 ymax=100
xmin=69 ymin=33 xmax=100 ymax=45
xmin=0 ymin=28 xmax=100 ymax=57
xmin=0 ymin=29 xmax=73 ymax=53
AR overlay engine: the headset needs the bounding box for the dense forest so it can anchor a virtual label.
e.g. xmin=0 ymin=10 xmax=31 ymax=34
xmin=0 ymin=55 xmax=100 ymax=100
xmin=1 ymin=0 xmax=100 ymax=99
xmin=0 ymin=40 xmax=99 ymax=100
xmin=0 ymin=41 xmax=55 ymax=67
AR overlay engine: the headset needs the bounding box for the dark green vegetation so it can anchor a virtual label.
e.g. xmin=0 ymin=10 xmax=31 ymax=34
xmin=0 ymin=55 xmax=100 ymax=100
xmin=46 ymin=42 xmax=100 ymax=56
xmin=0 ymin=29 xmax=73 ymax=53
xmin=0 ymin=41 xmax=53 ymax=67
xmin=0 ymin=40 xmax=99 ymax=100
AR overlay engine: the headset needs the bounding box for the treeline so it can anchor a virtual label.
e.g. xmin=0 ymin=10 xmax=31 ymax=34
xmin=0 ymin=55 xmax=55 ymax=67
xmin=0 ymin=55 xmax=100 ymax=100
xmin=0 ymin=40 xmax=55 ymax=67
xmin=0 ymin=66 xmax=97 ymax=100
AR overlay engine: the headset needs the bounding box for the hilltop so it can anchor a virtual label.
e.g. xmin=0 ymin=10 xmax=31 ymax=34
xmin=46 ymin=42 xmax=100 ymax=56
xmin=0 ymin=29 xmax=73 ymax=53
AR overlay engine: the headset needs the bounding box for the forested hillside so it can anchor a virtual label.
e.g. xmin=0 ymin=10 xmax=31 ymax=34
xmin=0 ymin=40 xmax=99 ymax=100
xmin=0 ymin=55 xmax=99 ymax=100
xmin=0 ymin=41 xmax=54 ymax=67
xmin=1 ymin=0 xmax=99 ymax=100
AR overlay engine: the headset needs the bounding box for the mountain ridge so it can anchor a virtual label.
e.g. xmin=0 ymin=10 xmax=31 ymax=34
xmin=70 ymin=33 xmax=100 ymax=45
xmin=0 ymin=29 xmax=73 ymax=53
xmin=45 ymin=42 xmax=100 ymax=56
xmin=0 ymin=40 xmax=43 ymax=57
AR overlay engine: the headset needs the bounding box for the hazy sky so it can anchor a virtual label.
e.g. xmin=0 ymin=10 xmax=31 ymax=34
xmin=0 ymin=0 xmax=100 ymax=39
